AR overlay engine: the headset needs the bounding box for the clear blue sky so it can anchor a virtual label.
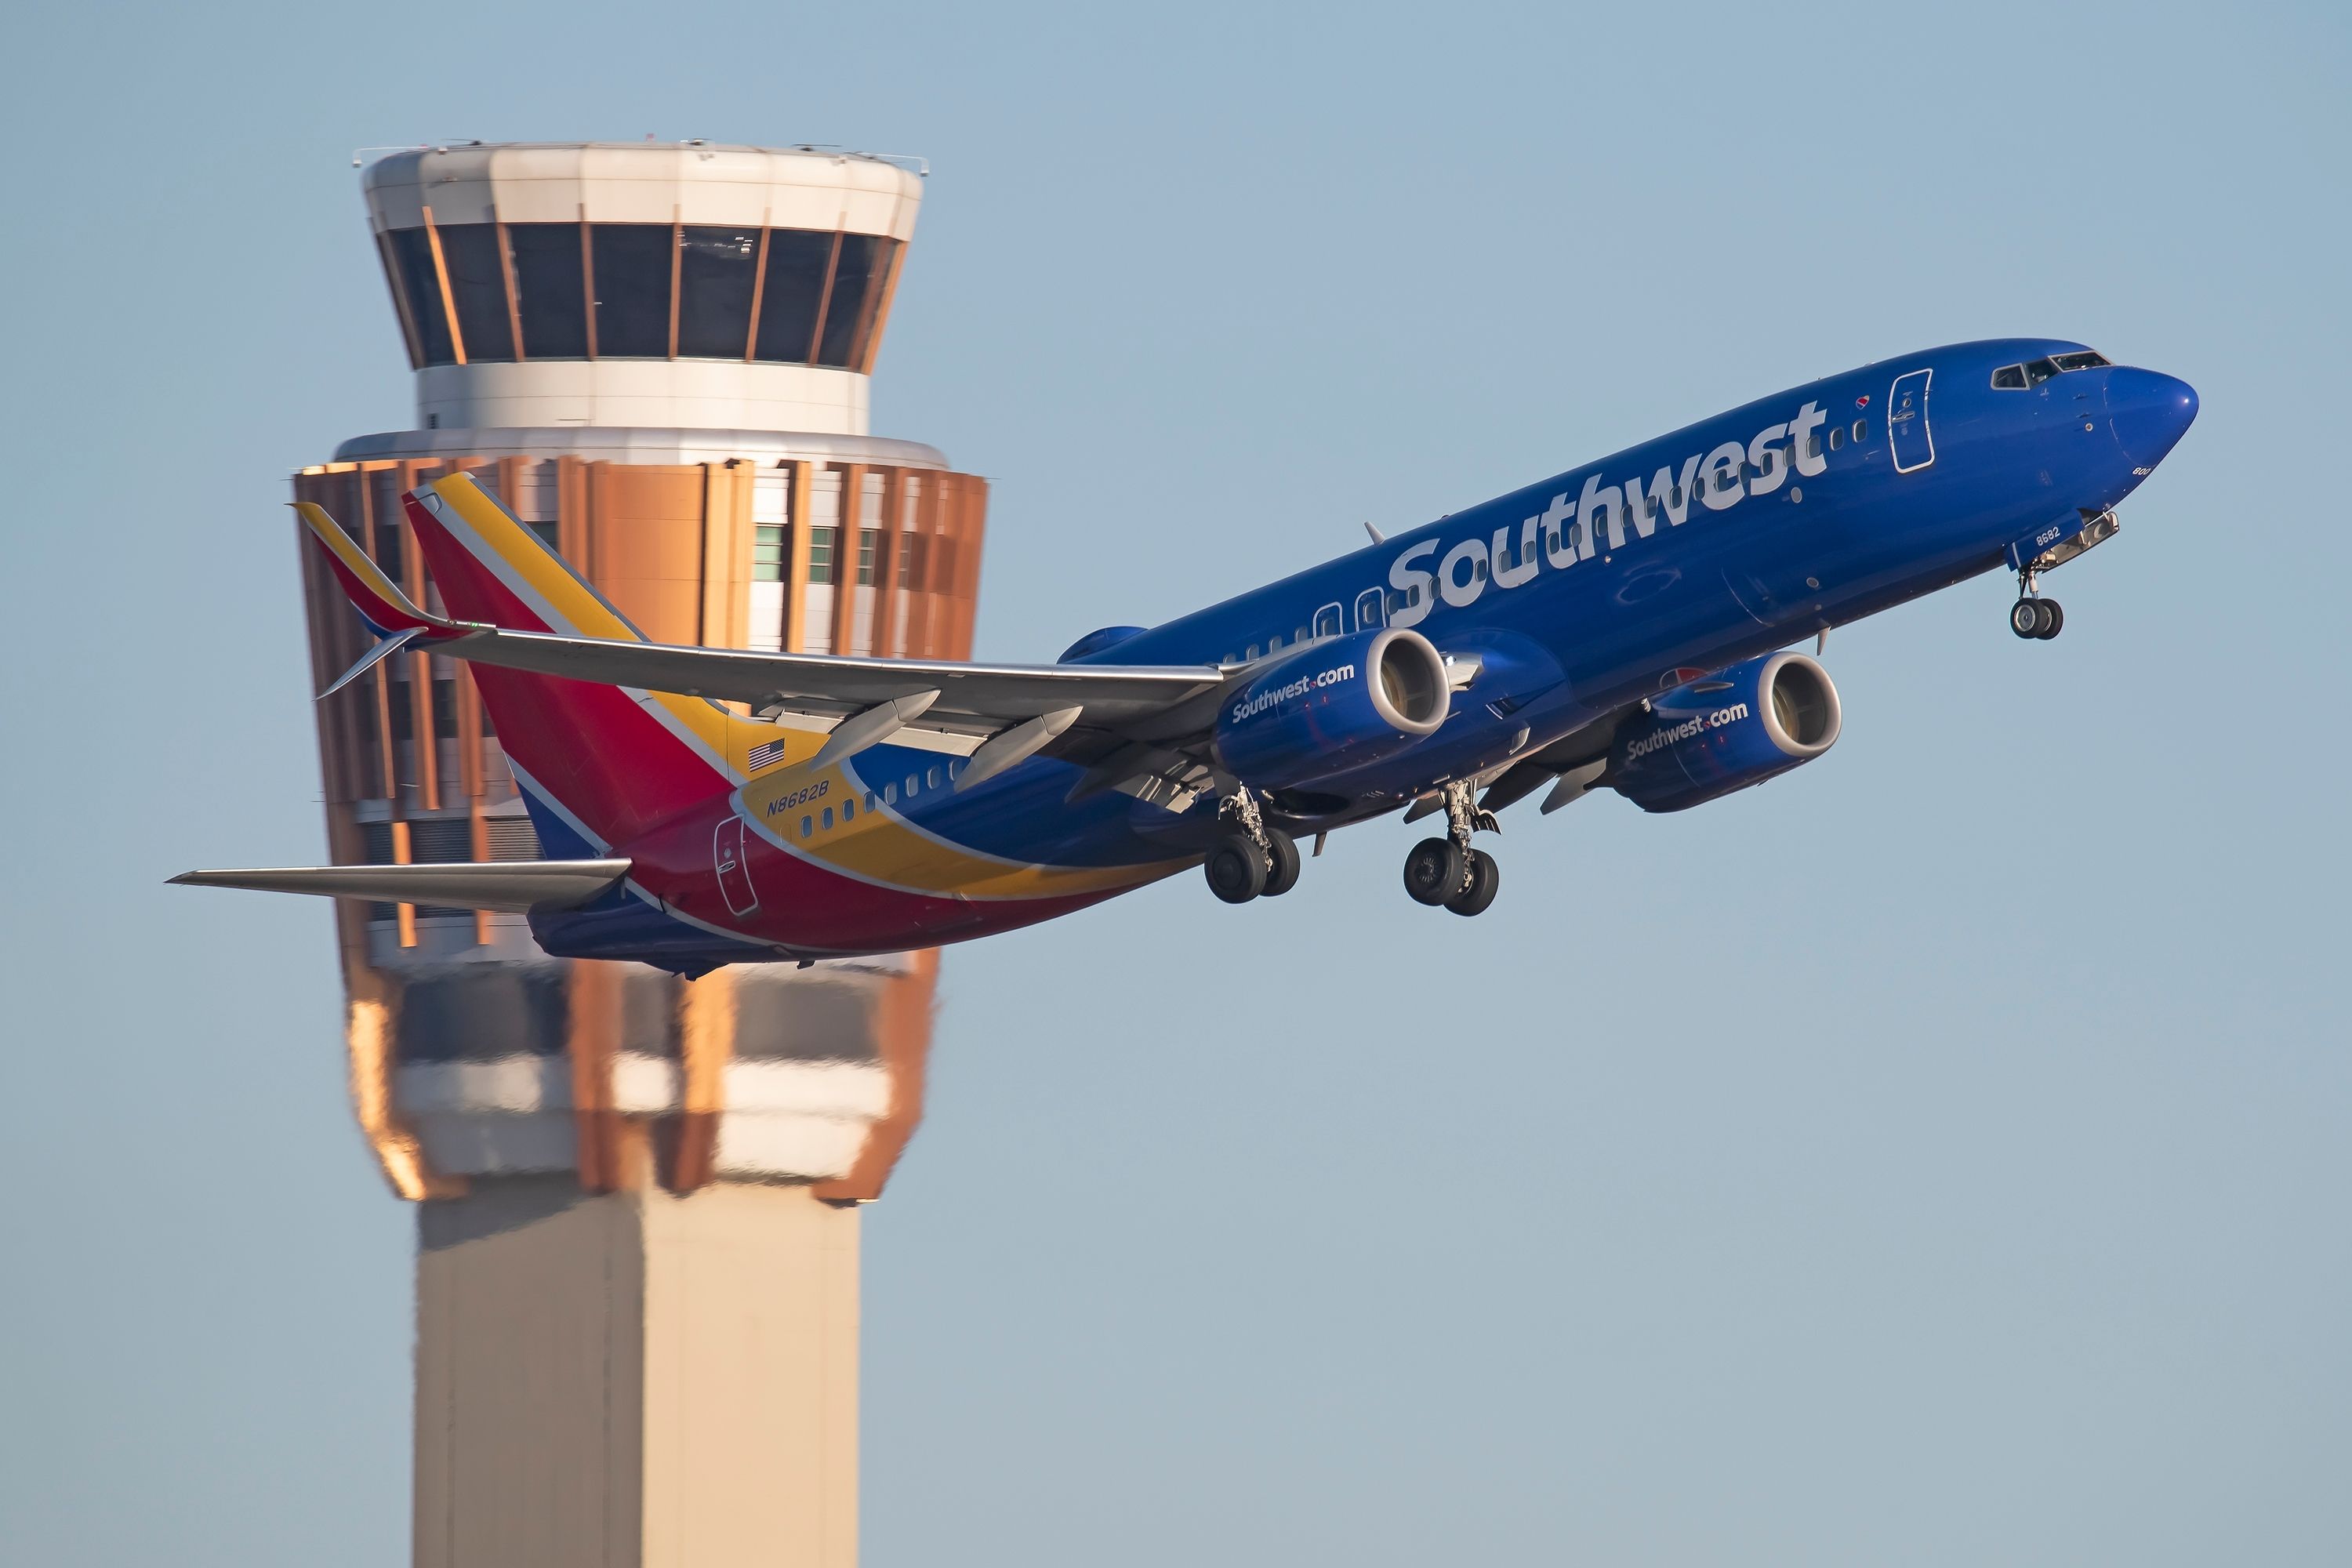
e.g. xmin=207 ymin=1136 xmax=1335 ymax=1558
xmin=2 ymin=2 xmax=2347 ymax=1563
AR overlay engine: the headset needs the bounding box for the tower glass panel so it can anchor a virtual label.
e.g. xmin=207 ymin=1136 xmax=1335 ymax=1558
xmin=387 ymin=227 xmax=456 ymax=366
xmin=590 ymin=223 xmax=674 ymax=358
xmin=676 ymin=227 xmax=762 ymax=360
xmin=752 ymin=230 xmax=836 ymax=364
xmin=506 ymin=223 xmax=590 ymax=359
xmin=818 ymin=233 xmax=887 ymax=368
xmin=437 ymin=224 xmax=516 ymax=362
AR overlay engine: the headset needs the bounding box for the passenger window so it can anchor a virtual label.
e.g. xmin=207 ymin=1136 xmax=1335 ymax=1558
xmin=927 ymin=765 xmax=942 ymax=789
xmin=883 ymin=782 xmax=896 ymax=804
xmin=1991 ymin=365 xmax=2027 ymax=390
xmin=822 ymin=806 xmax=833 ymax=830
xmin=1295 ymin=624 xmax=1310 ymax=643
xmin=800 ymin=815 xmax=812 ymax=839
xmin=864 ymin=792 xmax=877 ymax=811
xmin=1268 ymin=633 xmax=1283 ymax=652
xmin=1669 ymin=485 xmax=1684 ymax=507
xmin=1354 ymin=587 xmax=1385 ymax=630
xmin=905 ymin=775 xmax=919 ymax=797
xmin=1802 ymin=435 xmax=1820 ymax=460
xmin=1828 ymin=426 xmax=1844 ymax=452
xmin=1246 ymin=643 xmax=1261 ymax=660
xmin=842 ymin=798 xmax=855 ymax=822
xmin=1851 ymin=420 xmax=1867 ymax=441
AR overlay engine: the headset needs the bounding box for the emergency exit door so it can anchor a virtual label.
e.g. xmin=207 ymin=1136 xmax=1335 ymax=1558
xmin=713 ymin=815 xmax=760 ymax=916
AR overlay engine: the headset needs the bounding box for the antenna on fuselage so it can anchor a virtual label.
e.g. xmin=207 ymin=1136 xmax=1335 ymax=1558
xmin=1363 ymin=521 xmax=1385 ymax=544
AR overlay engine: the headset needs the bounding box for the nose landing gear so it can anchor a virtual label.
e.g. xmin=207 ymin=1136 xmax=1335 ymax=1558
xmin=2010 ymin=570 xmax=2063 ymax=640
xmin=1403 ymin=779 xmax=1502 ymax=915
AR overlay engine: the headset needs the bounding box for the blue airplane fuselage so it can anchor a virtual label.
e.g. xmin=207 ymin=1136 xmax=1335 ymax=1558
xmin=532 ymin=337 xmax=2198 ymax=963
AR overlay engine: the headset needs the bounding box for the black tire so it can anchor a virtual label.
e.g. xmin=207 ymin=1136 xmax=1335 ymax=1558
xmin=2034 ymin=599 xmax=2064 ymax=639
xmin=2010 ymin=598 xmax=2045 ymax=639
xmin=1204 ymin=836 xmax=1269 ymax=904
xmin=1403 ymin=837 xmax=1466 ymax=906
xmin=1260 ymin=830 xmax=1301 ymax=897
xmin=1446 ymin=850 xmax=1501 ymax=916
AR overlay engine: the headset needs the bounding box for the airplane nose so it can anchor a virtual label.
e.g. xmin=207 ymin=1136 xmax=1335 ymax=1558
xmin=2107 ymin=367 xmax=2199 ymax=471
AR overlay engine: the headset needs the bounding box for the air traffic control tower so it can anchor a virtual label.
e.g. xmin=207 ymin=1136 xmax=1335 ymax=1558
xmin=290 ymin=143 xmax=989 ymax=1567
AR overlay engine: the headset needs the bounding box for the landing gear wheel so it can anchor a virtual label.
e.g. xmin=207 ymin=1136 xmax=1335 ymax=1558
xmin=1259 ymin=830 xmax=1301 ymax=897
xmin=2034 ymin=599 xmax=2064 ymax=639
xmin=2009 ymin=598 xmax=2048 ymax=639
xmin=1403 ymin=837 xmax=1466 ymax=906
xmin=1204 ymin=834 xmax=1270 ymax=905
xmin=1444 ymin=850 xmax=1500 ymax=916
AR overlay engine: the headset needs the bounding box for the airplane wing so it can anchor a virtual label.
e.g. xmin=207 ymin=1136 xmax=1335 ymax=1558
xmin=168 ymin=860 xmax=632 ymax=911
xmin=298 ymin=497 xmax=1233 ymax=743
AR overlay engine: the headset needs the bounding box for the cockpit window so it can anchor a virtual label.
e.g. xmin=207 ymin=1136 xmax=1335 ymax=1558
xmin=1994 ymin=351 xmax=2109 ymax=389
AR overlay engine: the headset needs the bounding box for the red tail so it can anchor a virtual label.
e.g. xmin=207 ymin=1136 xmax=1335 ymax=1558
xmin=397 ymin=477 xmax=733 ymax=851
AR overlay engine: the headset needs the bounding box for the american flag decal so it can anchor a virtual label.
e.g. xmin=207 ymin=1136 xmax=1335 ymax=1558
xmin=746 ymin=735 xmax=793 ymax=771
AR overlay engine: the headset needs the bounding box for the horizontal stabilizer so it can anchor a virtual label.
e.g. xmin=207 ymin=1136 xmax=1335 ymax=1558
xmin=168 ymin=859 xmax=632 ymax=912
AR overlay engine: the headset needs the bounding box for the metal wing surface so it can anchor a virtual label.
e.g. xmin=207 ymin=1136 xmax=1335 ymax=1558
xmin=423 ymin=626 xmax=1232 ymax=738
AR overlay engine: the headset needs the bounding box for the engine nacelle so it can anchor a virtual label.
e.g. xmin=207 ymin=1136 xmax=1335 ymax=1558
xmin=1213 ymin=628 xmax=1450 ymax=789
xmin=1608 ymin=652 xmax=1842 ymax=813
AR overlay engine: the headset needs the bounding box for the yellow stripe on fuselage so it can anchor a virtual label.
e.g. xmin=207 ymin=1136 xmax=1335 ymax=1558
xmin=427 ymin=474 xmax=739 ymax=765
xmin=738 ymin=757 xmax=1187 ymax=900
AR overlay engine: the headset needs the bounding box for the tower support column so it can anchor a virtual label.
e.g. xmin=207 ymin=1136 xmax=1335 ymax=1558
xmin=415 ymin=1178 xmax=859 ymax=1568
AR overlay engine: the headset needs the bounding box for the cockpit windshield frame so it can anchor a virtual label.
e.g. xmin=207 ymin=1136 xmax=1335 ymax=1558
xmin=1991 ymin=350 xmax=2111 ymax=388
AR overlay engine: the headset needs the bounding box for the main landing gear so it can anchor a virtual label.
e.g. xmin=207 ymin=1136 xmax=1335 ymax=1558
xmin=2010 ymin=569 xmax=2064 ymax=640
xmin=1403 ymin=780 xmax=1501 ymax=916
xmin=1203 ymin=790 xmax=1300 ymax=905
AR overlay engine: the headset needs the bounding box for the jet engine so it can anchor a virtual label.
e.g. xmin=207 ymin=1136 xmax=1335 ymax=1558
xmin=1213 ymin=627 xmax=1450 ymax=789
xmin=1608 ymin=651 xmax=1842 ymax=813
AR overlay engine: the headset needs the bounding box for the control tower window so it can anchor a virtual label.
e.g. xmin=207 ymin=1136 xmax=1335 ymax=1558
xmin=387 ymin=228 xmax=456 ymax=366
xmin=435 ymin=224 xmax=515 ymax=363
xmin=752 ymin=230 xmax=836 ymax=364
xmin=818 ymin=234 xmax=890 ymax=368
xmin=506 ymin=224 xmax=590 ymax=359
xmin=677 ymin=227 xmax=762 ymax=360
xmin=590 ymin=224 xmax=674 ymax=358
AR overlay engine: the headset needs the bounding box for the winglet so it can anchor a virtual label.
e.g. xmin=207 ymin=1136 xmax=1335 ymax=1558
xmin=293 ymin=501 xmax=472 ymax=640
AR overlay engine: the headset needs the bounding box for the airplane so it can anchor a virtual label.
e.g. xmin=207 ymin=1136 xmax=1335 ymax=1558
xmin=175 ymin=339 xmax=2197 ymax=971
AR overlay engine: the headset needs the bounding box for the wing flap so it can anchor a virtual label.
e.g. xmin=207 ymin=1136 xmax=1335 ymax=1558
xmin=168 ymin=859 xmax=632 ymax=912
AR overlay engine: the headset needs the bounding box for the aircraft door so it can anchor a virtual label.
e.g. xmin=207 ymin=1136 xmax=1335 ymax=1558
xmin=713 ymin=813 xmax=760 ymax=917
xmin=1888 ymin=368 xmax=1935 ymax=473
